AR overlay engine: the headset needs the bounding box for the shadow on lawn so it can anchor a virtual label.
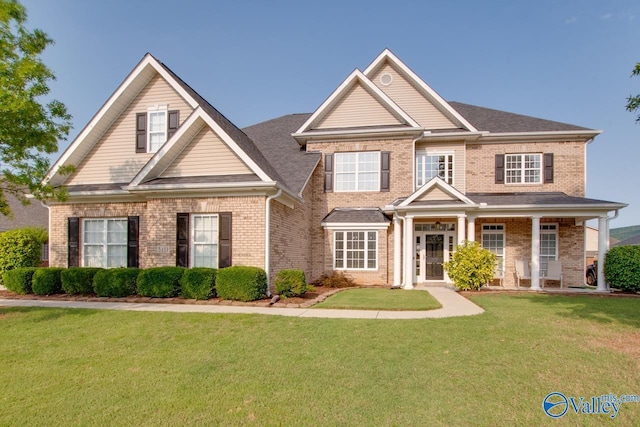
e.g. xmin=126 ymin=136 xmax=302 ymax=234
xmin=524 ymin=294 xmax=640 ymax=329
xmin=0 ymin=306 xmax=98 ymax=323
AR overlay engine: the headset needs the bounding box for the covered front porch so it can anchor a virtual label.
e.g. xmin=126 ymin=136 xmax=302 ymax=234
xmin=385 ymin=180 xmax=626 ymax=291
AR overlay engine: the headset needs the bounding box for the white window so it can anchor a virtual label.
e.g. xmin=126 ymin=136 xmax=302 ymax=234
xmin=191 ymin=214 xmax=219 ymax=268
xmin=148 ymin=109 xmax=167 ymax=153
xmin=416 ymin=153 xmax=453 ymax=187
xmin=335 ymin=152 xmax=380 ymax=192
xmin=482 ymin=224 xmax=505 ymax=275
xmin=540 ymin=224 xmax=558 ymax=276
xmin=82 ymin=218 xmax=127 ymax=268
xmin=505 ymin=153 xmax=542 ymax=184
xmin=334 ymin=231 xmax=377 ymax=270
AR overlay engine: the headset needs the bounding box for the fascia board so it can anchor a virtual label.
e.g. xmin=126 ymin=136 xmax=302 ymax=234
xmin=363 ymin=49 xmax=478 ymax=132
xmin=45 ymin=54 xmax=199 ymax=186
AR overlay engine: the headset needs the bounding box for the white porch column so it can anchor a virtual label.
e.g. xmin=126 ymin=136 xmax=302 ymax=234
xmin=393 ymin=215 xmax=402 ymax=287
xmin=531 ymin=216 xmax=541 ymax=290
xmin=467 ymin=215 xmax=476 ymax=242
xmin=403 ymin=216 xmax=414 ymax=289
xmin=597 ymin=216 xmax=609 ymax=292
xmin=457 ymin=215 xmax=466 ymax=245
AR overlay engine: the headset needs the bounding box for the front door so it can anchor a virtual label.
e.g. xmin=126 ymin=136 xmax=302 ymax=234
xmin=425 ymin=234 xmax=444 ymax=280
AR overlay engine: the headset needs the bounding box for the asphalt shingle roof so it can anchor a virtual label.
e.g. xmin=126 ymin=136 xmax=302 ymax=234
xmin=0 ymin=192 xmax=48 ymax=232
xmin=466 ymin=192 xmax=623 ymax=206
xmin=322 ymin=208 xmax=391 ymax=224
xmin=449 ymin=102 xmax=592 ymax=133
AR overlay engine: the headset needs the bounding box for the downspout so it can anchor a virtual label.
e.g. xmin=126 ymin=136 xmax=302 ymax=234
xmin=391 ymin=214 xmax=405 ymax=289
xmin=265 ymin=188 xmax=282 ymax=297
xmin=596 ymin=209 xmax=619 ymax=292
xmin=40 ymin=200 xmax=51 ymax=266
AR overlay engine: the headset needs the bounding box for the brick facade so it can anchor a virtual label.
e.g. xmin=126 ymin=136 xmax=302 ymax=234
xmin=49 ymin=196 xmax=267 ymax=270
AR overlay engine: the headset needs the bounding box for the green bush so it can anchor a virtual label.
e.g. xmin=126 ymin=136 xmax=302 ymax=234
xmin=274 ymin=269 xmax=307 ymax=298
xmin=32 ymin=268 xmax=65 ymax=295
xmin=180 ymin=268 xmax=216 ymax=300
xmin=61 ymin=268 xmax=103 ymax=295
xmin=312 ymin=271 xmax=356 ymax=288
xmin=0 ymin=227 xmax=47 ymax=284
xmin=216 ymin=266 xmax=267 ymax=302
xmin=93 ymin=268 xmax=139 ymax=298
xmin=604 ymin=246 xmax=640 ymax=292
xmin=443 ymin=241 xmax=497 ymax=291
xmin=2 ymin=267 xmax=38 ymax=294
xmin=137 ymin=267 xmax=184 ymax=298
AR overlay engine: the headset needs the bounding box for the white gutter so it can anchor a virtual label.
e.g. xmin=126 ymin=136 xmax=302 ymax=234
xmin=264 ymin=188 xmax=282 ymax=297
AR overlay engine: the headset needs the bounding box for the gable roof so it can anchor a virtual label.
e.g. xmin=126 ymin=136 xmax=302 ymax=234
xmin=0 ymin=193 xmax=48 ymax=232
xmin=363 ymin=49 xmax=477 ymax=132
xmin=295 ymin=69 xmax=420 ymax=134
xmin=399 ymin=177 xmax=475 ymax=207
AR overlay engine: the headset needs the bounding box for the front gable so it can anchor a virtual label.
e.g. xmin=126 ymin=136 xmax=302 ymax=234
xmin=399 ymin=177 xmax=475 ymax=206
xmin=46 ymin=53 xmax=199 ymax=187
xmin=160 ymin=122 xmax=252 ymax=178
xmin=295 ymin=69 xmax=420 ymax=134
xmin=66 ymin=74 xmax=194 ymax=185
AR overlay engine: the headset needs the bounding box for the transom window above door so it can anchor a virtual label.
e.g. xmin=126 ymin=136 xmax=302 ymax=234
xmin=334 ymin=152 xmax=380 ymax=192
xmin=416 ymin=153 xmax=453 ymax=187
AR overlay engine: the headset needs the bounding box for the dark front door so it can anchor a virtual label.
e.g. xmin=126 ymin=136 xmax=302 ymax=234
xmin=425 ymin=234 xmax=444 ymax=280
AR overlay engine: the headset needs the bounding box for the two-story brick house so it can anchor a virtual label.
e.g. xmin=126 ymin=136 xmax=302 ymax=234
xmin=44 ymin=49 xmax=625 ymax=292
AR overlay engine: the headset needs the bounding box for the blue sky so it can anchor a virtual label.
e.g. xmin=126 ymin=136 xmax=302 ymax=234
xmin=21 ymin=0 xmax=640 ymax=227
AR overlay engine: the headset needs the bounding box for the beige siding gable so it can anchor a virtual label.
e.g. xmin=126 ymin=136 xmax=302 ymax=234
xmin=66 ymin=74 xmax=194 ymax=185
xmin=315 ymin=82 xmax=403 ymax=129
xmin=370 ymin=62 xmax=457 ymax=130
xmin=160 ymin=125 xmax=252 ymax=178
xmin=414 ymin=186 xmax=457 ymax=202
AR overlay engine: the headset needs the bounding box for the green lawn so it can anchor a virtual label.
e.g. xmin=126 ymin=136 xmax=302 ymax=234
xmin=314 ymin=288 xmax=442 ymax=310
xmin=1 ymin=294 xmax=639 ymax=426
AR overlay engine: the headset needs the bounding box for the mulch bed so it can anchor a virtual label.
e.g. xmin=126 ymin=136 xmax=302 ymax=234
xmin=0 ymin=286 xmax=350 ymax=308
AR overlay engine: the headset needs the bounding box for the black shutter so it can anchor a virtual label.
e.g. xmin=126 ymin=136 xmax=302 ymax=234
xmin=136 ymin=113 xmax=147 ymax=153
xmin=380 ymin=151 xmax=390 ymax=192
xmin=68 ymin=217 xmax=79 ymax=267
xmin=324 ymin=153 xmax=333 ymax=192
xmin=167 ymin=110 xmax=179 ymax=138
xmin=176 ymin=213 xmax=189 ymax=267
xmin=543 ymin=153 xmax=554 ymax=183
xmin=219 ymin=212 xmax=232 ymax=268
xmin=127 ymin=216 xmax=139 ymax=268
xmin=495 ymin=154 xmax=505 ymax=184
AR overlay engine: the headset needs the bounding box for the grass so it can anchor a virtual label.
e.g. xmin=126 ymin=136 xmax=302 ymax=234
xmin=314 ymin=288 xmax=442 ymax=310
xmin=0 ymin=294 xmax=639 ymax=425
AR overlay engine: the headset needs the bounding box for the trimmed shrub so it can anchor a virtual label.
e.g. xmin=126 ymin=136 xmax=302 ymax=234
xmin=61 ymin=268 xmax=103 ymax=295
xmin=275 ymin=269 xmax=307 ymax=297
xmin=137 ymin=267 xmax=184 ymax=298
xmin=0 ymin=227 xmax=47 ymax=284
xmin=3 ymin=267 xmax=38 ymax=294
xmin=32 ymin=268 xmax=64 ymax=295
xmin=216 ymin=266 xmax=267 ymax=302
xmin=180 ymin=268 xmax=216 ymax=300
xmin=604 ymin=246 xmax=640 ymax=292
xmin=443 ymin=241 xmax=497 ymax=291
xmin=93 ymin=268 xmax=139 ymax=298
xmin=312 ymin=271 xmax=356 ymax=288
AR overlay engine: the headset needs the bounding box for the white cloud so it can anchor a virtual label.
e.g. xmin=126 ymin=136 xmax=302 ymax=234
xmin=565 ymin=16 xmax=577 ymax=24
xmin=601 ymin=13 xmax=612 ymax=19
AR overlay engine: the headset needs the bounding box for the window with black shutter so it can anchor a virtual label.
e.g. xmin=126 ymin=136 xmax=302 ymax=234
xmin=68 ymin=217 xmax=79 ymax=267
xmin=219 ymin=213 xmax=232 ymax=268
xmin=176 ymin=213 xmax=189 ymax=267
xmin=324 ymin=153 xmax=333 ymax=193
xmin=127 ymin=216 xmax=139 ymax=268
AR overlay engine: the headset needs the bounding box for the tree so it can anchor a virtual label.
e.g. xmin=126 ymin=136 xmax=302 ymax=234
xmin=626 ymin=63 xmax=640 ymax=123
xmin=0 ymin=0 xmax=73 ymax=216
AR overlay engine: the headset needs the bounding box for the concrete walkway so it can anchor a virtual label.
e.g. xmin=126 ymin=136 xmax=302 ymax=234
xmin=0 ymin=287 xmax=484 ymax=319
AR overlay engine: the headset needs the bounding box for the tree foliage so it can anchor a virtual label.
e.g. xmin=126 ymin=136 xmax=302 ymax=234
xmin=626 ymin=63 xmax=640 ymax=124
xmin=0 ymin=0 xmax=73 ymax=216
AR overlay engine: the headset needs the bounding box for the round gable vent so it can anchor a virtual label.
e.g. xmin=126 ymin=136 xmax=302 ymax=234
xmin=379 ymin=73 xmax=393 ymax=86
